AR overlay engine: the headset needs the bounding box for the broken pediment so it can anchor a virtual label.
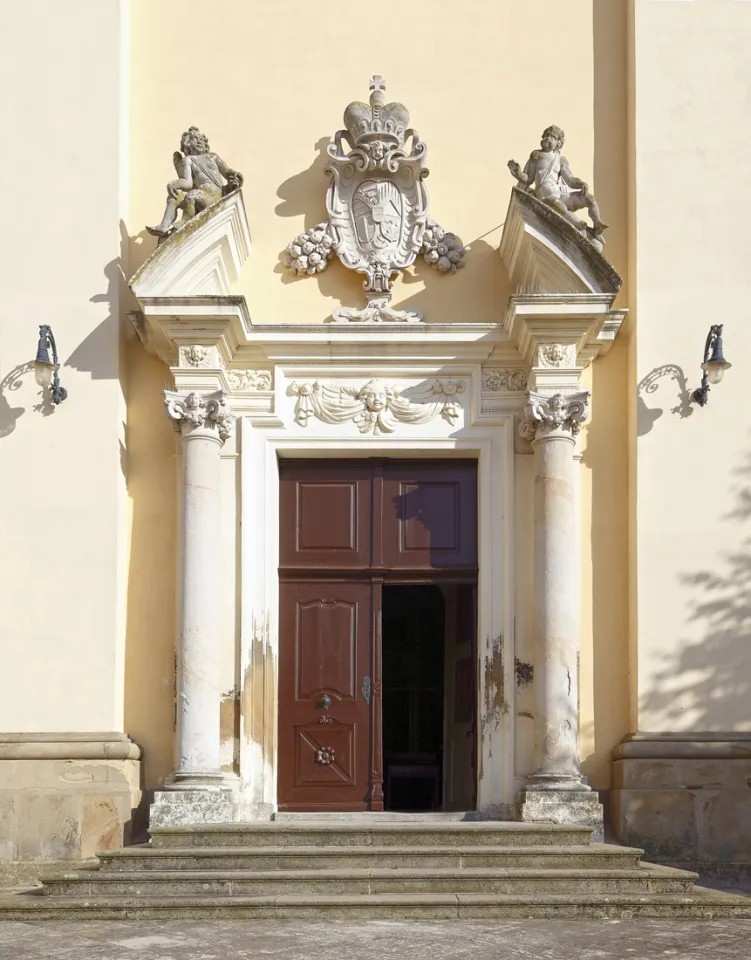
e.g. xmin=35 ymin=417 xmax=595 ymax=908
xmin=500 ymin=187 xmax=622 ymax=297
xmin=130 ymin=189 xmax=252 ymax=300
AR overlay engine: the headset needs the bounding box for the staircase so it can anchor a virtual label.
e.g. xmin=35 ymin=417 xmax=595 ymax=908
xmin=1 ymin=817 xmax=749 ymax=919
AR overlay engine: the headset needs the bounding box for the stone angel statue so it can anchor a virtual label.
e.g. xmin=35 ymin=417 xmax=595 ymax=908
xmin=508 ymin=125 xmax=607 ymax=246
xmin=147 ymin=126 xmax=243 ymax=240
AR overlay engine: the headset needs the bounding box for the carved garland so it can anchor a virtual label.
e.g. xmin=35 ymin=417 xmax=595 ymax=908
xmin=227 ymin=369 xmax=273 ymax=392
xmin=288 ymin=378 xmax=466 ymax=435
xmin=482 ymin=369 xmax=528 ymax=392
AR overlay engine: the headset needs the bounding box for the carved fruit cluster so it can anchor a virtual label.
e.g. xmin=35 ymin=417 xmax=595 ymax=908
xmin=421 ymin=219 xmax=466 ymax=274
xmin=283 ymin=223 xmax=335 ymax=276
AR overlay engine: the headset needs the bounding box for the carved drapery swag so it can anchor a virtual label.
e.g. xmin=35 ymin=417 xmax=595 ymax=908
xmin=288 ymin=379 xmax=466 ymax=435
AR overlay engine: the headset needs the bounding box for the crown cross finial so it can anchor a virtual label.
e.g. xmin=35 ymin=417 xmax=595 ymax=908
xmin=369 ymin=75 xmax=385 ymax=93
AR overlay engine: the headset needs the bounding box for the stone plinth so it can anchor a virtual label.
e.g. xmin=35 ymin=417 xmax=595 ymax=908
xmin=611 ymin=734 xmax=751 ymax=884
xmin=518 ymin=788 xmax=604 ymax=842
xmin=0 ymin=733 xmax=142 ymax=886
xmin=149 ymin=787 xmax=234 ymax=828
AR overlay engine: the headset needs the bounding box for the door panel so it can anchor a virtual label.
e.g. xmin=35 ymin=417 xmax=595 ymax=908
xmin=278 ymin=581 xmax=372 ymax=810
xmin=279 ymin=461 xmax=371 ymax=570
xmin=382 ymin=461 xmax=477 ymax=570
xmin=442 ymin=584 xmax=477 ymax=810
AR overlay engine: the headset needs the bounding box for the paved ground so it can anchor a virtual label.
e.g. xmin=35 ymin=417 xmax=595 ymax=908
xmin=1 ymin=919 xmax=751 ymax=960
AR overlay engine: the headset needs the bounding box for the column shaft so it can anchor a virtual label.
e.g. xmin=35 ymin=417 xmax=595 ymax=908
xmin=176 ymin=430 xmax=222 ymax=779
xmin=532 ymin=433 xmax=581 ymax=784
xmin=518 ymin=392 xmax=603 ymax=835
xmin=150 ymin=390 xmax=235 ymax=827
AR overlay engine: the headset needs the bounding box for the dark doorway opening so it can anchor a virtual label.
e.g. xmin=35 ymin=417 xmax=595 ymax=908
xmin=382 ymin=585 xmax=445 ymax=811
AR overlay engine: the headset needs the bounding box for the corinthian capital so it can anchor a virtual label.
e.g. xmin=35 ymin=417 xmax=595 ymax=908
xmin=164 ymin=390 xmax=234 ymax=442
xmin=519 ymin=391 xmax=590 ymax=442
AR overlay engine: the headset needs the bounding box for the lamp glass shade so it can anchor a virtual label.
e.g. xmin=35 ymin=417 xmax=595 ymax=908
xmin=703 ymin=359 xmax=732 ymax=386
xmin=34 ymin=360 xmax=54 ymax=388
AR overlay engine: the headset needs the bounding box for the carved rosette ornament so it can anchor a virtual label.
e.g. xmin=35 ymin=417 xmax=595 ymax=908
xmin=164 ymin=390 xmax=234 ymax=442
xmin=288 ymin=378 xmax=465 ymax=435
xmin=282 ymin=77 xmax=465 ymax=322
xmin=518 ymin=391 xmax=590 ymax=442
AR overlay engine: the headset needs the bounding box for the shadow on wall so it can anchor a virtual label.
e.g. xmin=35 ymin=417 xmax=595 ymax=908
xmin=122 ymin=330 xmax=178 ymax=794
xmin=580 ymin=0 xmax=630 ymax=790
xmin=637 ymin=364 xmax=694 ymax=436
xmin=0 ymin=362 xmax=34 ymax=437
xmin=274 ymin=138 xmax=509 ymax=323
xmin=640 ymin=443 xmax=751 ymax=730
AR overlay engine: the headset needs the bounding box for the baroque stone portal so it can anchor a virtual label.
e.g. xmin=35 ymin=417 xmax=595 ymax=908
xmin=283 ymin=77 xmax=465 ymax=322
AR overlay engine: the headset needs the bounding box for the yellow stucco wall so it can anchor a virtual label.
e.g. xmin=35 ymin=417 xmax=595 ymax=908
xmin=630 ymin=0 xmax=751 ymax=733
xmin=127 ymin=0 xmax=631 ymax=790
xmin=0 ymin=0 xmax=634 ymax=794
xmin=0 ymin=0 xmax=129 ymax=731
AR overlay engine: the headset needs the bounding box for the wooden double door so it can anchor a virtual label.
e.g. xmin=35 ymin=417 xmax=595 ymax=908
xmin=277 ymin=459 xmax=478 ymax=812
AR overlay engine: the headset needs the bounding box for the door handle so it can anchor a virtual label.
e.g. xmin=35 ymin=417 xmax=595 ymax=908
xmin=317 ymin=694 xmax=332 ymax=709
xmin=362 ymin=676 xmax=372 ymax=704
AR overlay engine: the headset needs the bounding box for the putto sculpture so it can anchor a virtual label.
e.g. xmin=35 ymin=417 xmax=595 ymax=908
xmin=508 ymin=125 xmax=607 ymax=248
xmin=147 ymin=126 xmax=243 ymax=241
xmin=283 ymin=77 xmax=466 ymax=322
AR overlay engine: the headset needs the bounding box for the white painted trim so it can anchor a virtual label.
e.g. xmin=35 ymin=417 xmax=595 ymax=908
xmin=237 ymin=382 xmax=517 ymax=819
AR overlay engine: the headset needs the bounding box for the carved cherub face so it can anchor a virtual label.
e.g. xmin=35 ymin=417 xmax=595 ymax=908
xmin=540 ymin=126 xmax=564 ymax=152
xmin=181 ymin=126 xmax=210 ymax=156
xmin=359 ymin=380 xmax=391 ymax=412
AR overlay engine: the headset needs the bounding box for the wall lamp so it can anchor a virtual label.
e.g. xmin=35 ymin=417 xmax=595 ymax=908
xmin=691 ymin=324 xmax=731 ymax=407
xmin=34 ymin=324 xmax=67 ymax=404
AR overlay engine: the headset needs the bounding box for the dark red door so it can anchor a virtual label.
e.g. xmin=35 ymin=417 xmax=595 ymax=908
xmin=277 ymin=459 xmax=477 ymax=811
xmin=277 ymin=581 xmax=373 ymax=810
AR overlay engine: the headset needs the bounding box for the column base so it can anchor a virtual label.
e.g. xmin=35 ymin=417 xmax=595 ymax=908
xmin=150 ymin=775 xmax=236 ymax=828
xmin=517 ymin=786 xmax=604 ymax=842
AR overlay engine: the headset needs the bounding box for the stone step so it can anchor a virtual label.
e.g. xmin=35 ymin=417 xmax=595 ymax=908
xmin=1 ymin=890 xmax=749 ymax=920
xmin=98 ymin=844 xmax=643 ymax=873
xmin=272 ymin=811 xmax=482 ymax=822
xmin=149 ymin=821 xmax=592 ymax=849
xmin=43 ymin=864 xmax=698 ymax=897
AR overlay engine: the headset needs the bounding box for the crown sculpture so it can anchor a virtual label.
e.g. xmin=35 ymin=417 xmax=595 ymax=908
xmin=283 ymin=77 xmax=466 ymax=322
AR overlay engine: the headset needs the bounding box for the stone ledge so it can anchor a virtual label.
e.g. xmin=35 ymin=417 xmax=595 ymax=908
xmin=0 ymin=733 xmax=142 ymax=761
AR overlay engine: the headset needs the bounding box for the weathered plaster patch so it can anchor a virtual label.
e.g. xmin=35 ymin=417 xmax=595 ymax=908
xmin=514 ymin=658 xmax=534 ymax=687
xmin=241 ymin=613 xmax=278 ymax=771
xmin=220 ymin=686 xmax=241 ymax=775
xmin=482 ymin=633 xmax=508 ymax=740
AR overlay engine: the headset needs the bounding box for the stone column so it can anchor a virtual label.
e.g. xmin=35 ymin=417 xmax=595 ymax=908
xmin=517 ymin=392 xmax=604 ymax=838
xmin=150 ymin=390 xmax=235 ymax=827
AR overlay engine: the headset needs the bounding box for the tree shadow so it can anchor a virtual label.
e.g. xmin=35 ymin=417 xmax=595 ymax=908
xmin=640 ymin=444 xmax=751 ymax=730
